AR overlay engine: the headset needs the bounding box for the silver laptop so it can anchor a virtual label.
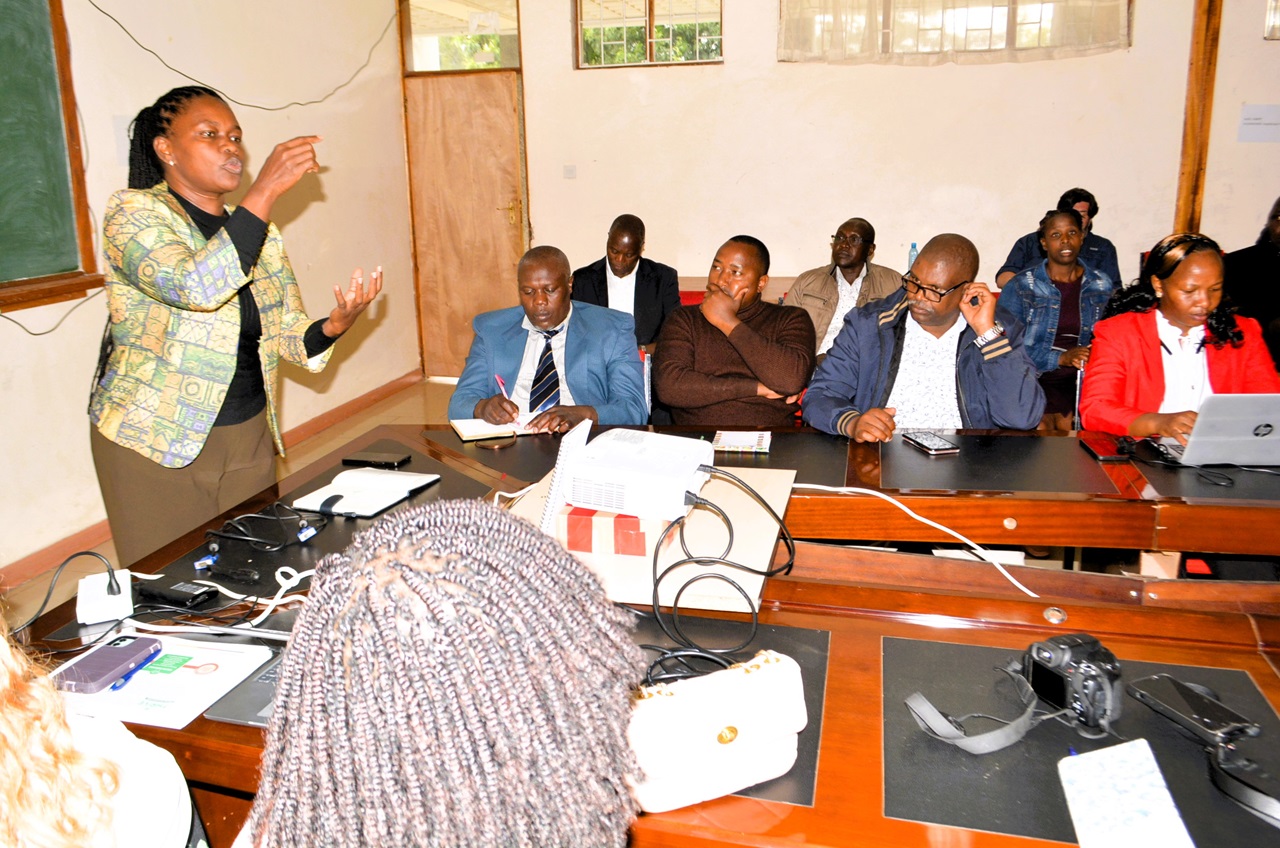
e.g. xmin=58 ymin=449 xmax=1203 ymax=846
xmin=202 ymin=609 xmax=298 ymax=727
xmin=1161 ymin=394 xmax=1280 ymax=466
xmin=203 ymin=652 xmax=284 ymax=728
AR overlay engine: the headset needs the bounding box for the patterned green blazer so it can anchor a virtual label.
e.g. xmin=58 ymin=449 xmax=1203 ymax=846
xmin=89 ymin=185 xmax=333 ymax=468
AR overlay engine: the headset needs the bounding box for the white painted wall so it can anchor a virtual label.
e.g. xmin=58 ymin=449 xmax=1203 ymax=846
xmin=0 ymin=0 xmax=416 ymax=565
xmin=522 ymin=1 xmax=1267 ymax=289
xmin=4 ymin=1 xmax=1275 ymax=567
xmin=1200 ymin=0 xmax=1280 ymax=248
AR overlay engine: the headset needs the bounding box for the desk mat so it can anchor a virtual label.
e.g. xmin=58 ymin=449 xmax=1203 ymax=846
xmin=881 ymin=434 xmax=1117 ymax=495
xmin=1132 ymin=458 xmax=1280 ymax=502
xmin=422 ymin=428 xmax=851 ymax=488
xmin=882 ymin=637 xmax=1280 ymax=844
xmin=633 ymin=613 xmax=830 ymax=807
xmin=708 ymin=430 xmax=849 ymax=488
xmin=46 ymin=442 xmax=494 ymax=644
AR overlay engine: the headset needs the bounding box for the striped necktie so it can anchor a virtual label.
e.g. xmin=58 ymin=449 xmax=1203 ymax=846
xmin=529 ymin=328 xmax=561 ymax=413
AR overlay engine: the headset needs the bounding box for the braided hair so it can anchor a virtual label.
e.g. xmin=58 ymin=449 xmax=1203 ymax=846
xmin=127 ymin=86 xmax=223 ymax=189
xmin=1038 ymin=207 xmax=1083 ymax=236
xmin=1101 ymin=233 xmax=1242 ymax=348
xmin=246 ymin=499 xmax=643 ymax=847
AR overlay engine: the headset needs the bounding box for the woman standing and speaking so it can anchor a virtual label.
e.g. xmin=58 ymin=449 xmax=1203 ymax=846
xmin=90 ymin=86 xmax=381 ymax=565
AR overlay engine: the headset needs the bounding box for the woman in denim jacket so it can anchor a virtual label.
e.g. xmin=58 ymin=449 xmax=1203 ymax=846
xmin=997 ymin=209 xmax=1115 ymax=429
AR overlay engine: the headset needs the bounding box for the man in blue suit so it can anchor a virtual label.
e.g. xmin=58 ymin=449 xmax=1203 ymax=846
xmin=448 ymin=245 xmax=648 ymax=431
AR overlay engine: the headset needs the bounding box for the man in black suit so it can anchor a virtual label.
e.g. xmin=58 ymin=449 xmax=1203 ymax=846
xmin=571 ymin=214 xmax=680 ymax=352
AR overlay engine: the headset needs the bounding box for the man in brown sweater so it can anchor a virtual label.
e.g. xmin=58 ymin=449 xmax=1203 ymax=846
xmin=653 ymin=235 xmax=815 ymax=426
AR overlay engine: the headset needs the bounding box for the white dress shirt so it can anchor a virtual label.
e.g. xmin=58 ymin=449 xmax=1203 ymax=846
xmin=818 ymin=264 xmax=866 ymax=355
xmin=512 ymin=306 xmax=576 ymax=413
xmin=886 ymin=315 xmax=966 ymax=430
xmin=1155 ymin=310 xmax=1213 ymax=413
xmin=606 ymin=264 xmax=638 ymax=318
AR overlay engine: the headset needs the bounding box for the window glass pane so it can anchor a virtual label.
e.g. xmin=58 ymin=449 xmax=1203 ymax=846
xmin=405 ymin=0 xmax=520 ymax=72
xmin=579 ymin=0 xmax=722 ymax=67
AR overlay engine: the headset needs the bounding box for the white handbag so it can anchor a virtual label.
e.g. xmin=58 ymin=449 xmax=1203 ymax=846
xmin=627 ymin=649 xmax=808 ymax=813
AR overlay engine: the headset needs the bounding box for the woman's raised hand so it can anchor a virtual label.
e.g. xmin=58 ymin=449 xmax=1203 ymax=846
xmin=239 ymin=136 xmax=323 ymax=221
xmin=322 ymin=266 xmax=383 ymax=338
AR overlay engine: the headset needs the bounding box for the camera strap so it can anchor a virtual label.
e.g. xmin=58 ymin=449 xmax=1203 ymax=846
xmin=905 ymin=666 xmax=1044 ymax=755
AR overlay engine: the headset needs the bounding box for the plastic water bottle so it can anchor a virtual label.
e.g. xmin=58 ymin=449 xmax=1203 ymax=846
xmin=907 ymin=242 xmax=918 ymax=269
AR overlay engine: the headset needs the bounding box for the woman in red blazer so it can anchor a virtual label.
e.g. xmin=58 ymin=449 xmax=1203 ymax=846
xmin=1080 ymin=233 xmax=1280 ymax=440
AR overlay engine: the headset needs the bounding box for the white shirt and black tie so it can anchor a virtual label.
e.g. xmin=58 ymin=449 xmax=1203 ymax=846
xmin=511 ymin=306 xmax=576 ymax=414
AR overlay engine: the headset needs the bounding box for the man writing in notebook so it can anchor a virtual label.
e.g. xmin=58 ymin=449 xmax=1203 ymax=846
xmin=448 ymin=246 xmax=648 ymax=431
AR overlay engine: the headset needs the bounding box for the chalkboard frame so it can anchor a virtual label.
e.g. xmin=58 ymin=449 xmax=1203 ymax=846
xmin=0 ymin=0 xmax=102 ymax=312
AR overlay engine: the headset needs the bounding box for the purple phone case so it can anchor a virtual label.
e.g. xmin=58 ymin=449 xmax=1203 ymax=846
xmin=53 ymin=636 xmax=162 ymax=694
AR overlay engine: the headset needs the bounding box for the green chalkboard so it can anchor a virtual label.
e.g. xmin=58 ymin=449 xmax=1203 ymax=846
xmin=0 ymin=0 xmax=80 ymax=283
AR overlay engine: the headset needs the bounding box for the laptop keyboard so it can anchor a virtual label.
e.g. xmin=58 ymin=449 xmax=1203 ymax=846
xmin=256 ymin=660 xmax=282 ymax=685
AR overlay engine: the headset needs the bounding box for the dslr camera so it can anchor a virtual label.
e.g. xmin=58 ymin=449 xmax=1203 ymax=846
xmin=1021 ymin=633 xmax=1122 ymax=728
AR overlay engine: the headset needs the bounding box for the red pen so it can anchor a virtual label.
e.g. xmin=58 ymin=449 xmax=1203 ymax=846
xmin=495 ymin=374 xmax=509 ymax=399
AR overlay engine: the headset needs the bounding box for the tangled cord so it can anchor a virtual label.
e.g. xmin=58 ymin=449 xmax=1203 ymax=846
xmin=638 ymin=466 xmax=796 ymax=685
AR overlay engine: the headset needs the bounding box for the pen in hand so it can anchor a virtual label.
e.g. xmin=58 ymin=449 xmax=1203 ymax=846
xmin=495 ymin=374 xmax=509 ymax=400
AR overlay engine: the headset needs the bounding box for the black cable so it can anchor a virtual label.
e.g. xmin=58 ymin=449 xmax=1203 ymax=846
xmin=1134 ymin=455 xmax=1235 ymax=487
xmin=12 ymin=551 xmax=118 ymax=637
xmin=642 ymin=467 xmax=797 ymax=679
xmin=82 ymin=0 xmax=397 ymax=112
xmin=205 ymin=501 xmax=327 ymax=552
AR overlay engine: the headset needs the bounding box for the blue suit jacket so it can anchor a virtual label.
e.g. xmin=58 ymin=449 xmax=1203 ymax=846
xmin=448 ymin=302 xmax=648 ymax=425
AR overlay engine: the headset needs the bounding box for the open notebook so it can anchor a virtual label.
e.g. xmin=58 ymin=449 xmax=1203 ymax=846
xmin=291 ymin=468 xmax=440 ymax=517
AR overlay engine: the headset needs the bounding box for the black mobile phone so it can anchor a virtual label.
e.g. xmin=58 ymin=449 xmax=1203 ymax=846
xmin=1079 ymin=432 xmax=1130 ymax=462
xmin=902 ymin=431 xmax=960 ymax=456
xmin=53 ymin=635 xmax=162 ymax=694
xmin=342 ymin=451 xmax=411 ymax=469
xmin=1127 ymin=673 xmax=1262 ymax=746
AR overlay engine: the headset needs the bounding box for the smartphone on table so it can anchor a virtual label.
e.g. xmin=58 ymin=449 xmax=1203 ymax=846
xmin=52 ymin=635 xmax=163 ymax=694
xmin=342 ymin=451 xmax=411 ymax=469
xmin=902 ymin=431 xmax=960 ymax=456
xmin=1127 ymin=673 xmax=1261 ymax=746
xmin=1079 ymin=432 xmax=1130 ymax=462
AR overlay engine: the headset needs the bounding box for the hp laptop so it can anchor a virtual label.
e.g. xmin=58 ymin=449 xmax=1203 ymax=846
xmin=1162 ymin=394 xmax=1280 ymax=466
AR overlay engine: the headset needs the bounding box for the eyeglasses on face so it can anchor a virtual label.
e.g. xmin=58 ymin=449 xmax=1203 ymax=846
xmin=830 ymin=233 xmax=867 ymax=246
xmin=902 ymin=274 xmax=969 ymax=303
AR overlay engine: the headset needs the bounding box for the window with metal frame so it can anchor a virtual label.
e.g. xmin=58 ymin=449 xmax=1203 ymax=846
xmin=578 ymin=0 xmax=723 ymax=68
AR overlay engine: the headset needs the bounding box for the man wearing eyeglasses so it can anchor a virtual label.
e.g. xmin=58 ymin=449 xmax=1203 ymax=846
xmin=785 ymin=218 xmax=902 ymax=362
xmin=803 ymin=234 xmax=1045 ymax=441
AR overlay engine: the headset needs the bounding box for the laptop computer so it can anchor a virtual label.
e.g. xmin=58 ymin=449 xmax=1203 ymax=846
xmin=202 ymin=609 xmax=299 ymax=728
xmin=203 ymin=652 xmax=284 ymax=728
xmin=1161 ymin=394 xmax=1280 ymax=467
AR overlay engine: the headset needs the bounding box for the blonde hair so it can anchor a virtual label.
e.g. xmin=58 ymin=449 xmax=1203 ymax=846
xmin=0 ymin=617 xmax=119 ymax=848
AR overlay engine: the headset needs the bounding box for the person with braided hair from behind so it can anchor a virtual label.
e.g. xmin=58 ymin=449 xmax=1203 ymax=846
xmin=233 ymin=499 xmax=644 ymax=848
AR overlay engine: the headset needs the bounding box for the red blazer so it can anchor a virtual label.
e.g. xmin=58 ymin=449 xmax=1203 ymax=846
xmin=1080 ymin=310 xmax=1280 ymax=436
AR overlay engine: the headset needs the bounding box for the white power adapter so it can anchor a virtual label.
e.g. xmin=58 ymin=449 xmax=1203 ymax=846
xmin=76 ymin=569 xmax=134 ymax=625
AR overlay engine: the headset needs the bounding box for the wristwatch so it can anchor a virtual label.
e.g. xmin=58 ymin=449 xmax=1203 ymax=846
xmin=972 ymin=321 xmax=1005 ymax=347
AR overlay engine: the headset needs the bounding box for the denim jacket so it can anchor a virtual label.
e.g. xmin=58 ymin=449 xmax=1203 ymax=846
xmin=996 ymin=260 xmax=1114 ymax=374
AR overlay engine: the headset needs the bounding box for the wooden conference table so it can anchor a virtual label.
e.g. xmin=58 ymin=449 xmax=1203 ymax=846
xmin=403 ymin=424 xmax=1280 ymax=556
xmin=28 ymin=425 xmax=1280 ymax=846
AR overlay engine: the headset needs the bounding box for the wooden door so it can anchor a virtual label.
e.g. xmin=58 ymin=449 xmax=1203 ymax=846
xmin=405 ymin=70 xmax=528 ymax=376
